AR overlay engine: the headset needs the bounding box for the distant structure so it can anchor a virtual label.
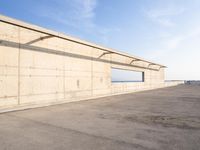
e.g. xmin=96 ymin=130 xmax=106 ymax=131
xmin=0 ymin=15 xmax=183 ymax=108
xmin=185 ymin=81 xmax=200 ymax=85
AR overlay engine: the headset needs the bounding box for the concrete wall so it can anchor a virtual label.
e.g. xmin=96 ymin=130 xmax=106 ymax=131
xmin=0 ymin=15 xmax=182 ymax=109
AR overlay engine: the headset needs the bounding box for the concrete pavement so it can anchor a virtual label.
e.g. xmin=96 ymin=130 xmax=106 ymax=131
xmin=0 ymin=85 xmax=200 ymax=150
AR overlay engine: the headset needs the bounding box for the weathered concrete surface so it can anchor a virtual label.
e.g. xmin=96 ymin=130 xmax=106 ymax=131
xmin=0 ymin=85 xmax=200 ymax=150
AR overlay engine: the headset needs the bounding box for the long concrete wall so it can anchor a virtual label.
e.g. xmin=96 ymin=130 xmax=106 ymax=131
xmin=0 ymin=15 xmax=182 ymax=109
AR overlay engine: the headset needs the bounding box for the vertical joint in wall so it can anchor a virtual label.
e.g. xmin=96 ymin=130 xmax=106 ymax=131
xmin=17 ymin=27 xmax=21 ymax=105
xmin=91 ymin=48 xmax=93 ymax=96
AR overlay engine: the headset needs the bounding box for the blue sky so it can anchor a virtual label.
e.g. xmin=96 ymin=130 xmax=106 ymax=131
xmin=0 ymin=0 xmax=200 ymax=80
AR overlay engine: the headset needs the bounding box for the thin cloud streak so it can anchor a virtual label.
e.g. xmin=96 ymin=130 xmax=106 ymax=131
xmin=145 ymin=27 xmax=200 ymax=60
xmin=144 ymin=6 xmax=186 ymax=27
xmin=35 ymin=0 xmax=120 ymax=45
xmin=38 ymin=0 xmax=97 ymax=29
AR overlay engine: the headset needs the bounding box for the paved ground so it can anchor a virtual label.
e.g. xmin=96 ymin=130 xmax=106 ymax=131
xmin=0 ymin=85 xmax=200 ymax=150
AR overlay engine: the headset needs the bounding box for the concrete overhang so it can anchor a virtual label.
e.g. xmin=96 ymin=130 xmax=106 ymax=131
xmin=0 ymin=14 xmax=166 ymax=69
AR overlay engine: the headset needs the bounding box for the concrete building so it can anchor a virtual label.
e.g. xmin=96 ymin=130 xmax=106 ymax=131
xmin=0 ymin=15 xmax=183 ymax=109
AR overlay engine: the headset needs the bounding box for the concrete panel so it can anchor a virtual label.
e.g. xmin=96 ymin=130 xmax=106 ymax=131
xmin=0 ymin=46 xmax=19 ymax=66
xmin=0 ymin=45 xmax=19 ymax=106
xmin=0 ymin=22 xmax=19 ymax=43
xmin=0 ymin=76 xmax=18 ymax=97
xmin=0 ymin=97 xmax=18 ymax=107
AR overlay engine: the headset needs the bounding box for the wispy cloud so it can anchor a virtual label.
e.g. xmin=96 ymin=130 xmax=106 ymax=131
xmin=163 ymin=26 xmax=200 ymax=50
xmin=144 ymin=6 xmax=186 ymax=27
xmin=146 ymin=26 xmax=200 ymax=60
xmin=38 ymin=0 xmax=97 ymax=30
xmin=141 ymin=3 xmax=189 ymax=60
xmin=34 ymin=0 xmax=120 ymax=45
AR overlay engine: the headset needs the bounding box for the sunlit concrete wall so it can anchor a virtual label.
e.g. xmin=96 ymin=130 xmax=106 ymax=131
xmin=0 ymin=15 xmax=181 ymax=108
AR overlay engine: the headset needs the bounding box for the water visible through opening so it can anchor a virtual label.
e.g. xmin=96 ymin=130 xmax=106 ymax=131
xmin=111 ymin=68 xmax=144 ymax=83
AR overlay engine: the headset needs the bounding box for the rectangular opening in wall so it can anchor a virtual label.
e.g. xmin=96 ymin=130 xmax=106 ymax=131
xmin=111 ymin=68 xmax=144 ymax=83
